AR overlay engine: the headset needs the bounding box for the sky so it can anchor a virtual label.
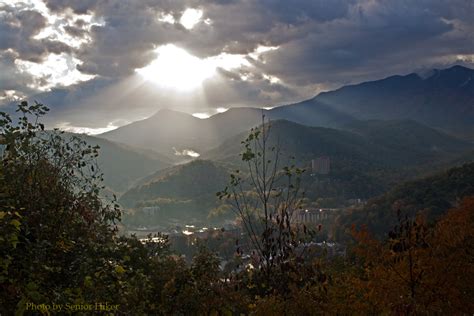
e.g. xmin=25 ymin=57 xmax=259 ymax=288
xmin=0 ymin=0 xmax=473 ymax=134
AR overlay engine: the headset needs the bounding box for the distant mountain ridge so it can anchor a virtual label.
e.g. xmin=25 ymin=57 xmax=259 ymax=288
xmin=71 ymin=134 xmax=172 ymax=193
xmin=100 ymin=104 xmax=354 ymax=157
xmin=203 ymin=119 xmax=471 ymax=168
xmin=313 ymin=65 xmax=474 ymax=137
xmin=119 ymin=119 xmax=473 ymax=224
xmin=98 ymin=65 xmax=474 ymax=155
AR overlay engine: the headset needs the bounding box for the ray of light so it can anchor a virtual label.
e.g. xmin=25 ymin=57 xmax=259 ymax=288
xmin=136 ymin=44 xmax=275 ymax=92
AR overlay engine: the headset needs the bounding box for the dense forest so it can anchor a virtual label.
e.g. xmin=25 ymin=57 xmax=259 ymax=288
xmin=1 ymin=102 xmax=473 ymax=314
xmin=336 ymin=162 xmax=474 ymax=239
xmin=120 ymin=118 xmax=473 ymax=227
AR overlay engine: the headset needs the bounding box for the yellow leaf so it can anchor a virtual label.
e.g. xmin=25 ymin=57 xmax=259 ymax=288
xmin=115 ymin=265 xmax=125 ymax=274
xmin=10 ymin=219 xmax=21 ymax=229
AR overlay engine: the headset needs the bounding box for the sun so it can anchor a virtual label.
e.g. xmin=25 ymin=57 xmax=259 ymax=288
xmin=136 ymin=44 xmax=216 ymax=91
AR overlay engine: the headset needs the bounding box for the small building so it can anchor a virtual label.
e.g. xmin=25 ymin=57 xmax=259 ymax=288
xmin=142 ymin=206 xmax=160 ymax=216
xmin=292 ymin=208 xmax=329 ymax=224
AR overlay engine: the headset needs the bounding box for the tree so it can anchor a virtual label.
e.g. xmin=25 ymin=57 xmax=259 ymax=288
xmin=0 ymin=101 xmax=245 ymax=314
xmin=0 ymin=102 xmax=150 ymax=313
xmin=349 ymin=197 xmax=474 ymax=314
xmin=218 ymin=114 xmax=317 ymax=294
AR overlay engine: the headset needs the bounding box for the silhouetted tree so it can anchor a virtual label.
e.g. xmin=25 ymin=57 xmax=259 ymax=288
xmin=218 ymin=114 xmax=317 ymax=294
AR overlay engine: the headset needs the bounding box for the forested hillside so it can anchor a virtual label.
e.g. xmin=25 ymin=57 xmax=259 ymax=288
xmin=205 ymin=119 xmax=471 ymax=167
xmin=120 ymin=119 xmax=473 ymax=225
xmin=78 ymin=134 xmax=172 ymax=193
xmin=1 ymin=102 xmax=473 ymax=315
xmin=337 ymin=162 xmax=474 ymax=239
xmin=120 ymin=160 xmax=231 ymax=224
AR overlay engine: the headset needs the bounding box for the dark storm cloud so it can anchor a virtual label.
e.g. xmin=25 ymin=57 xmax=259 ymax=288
xmin=0 ymin=52 xmax=35 ymax=95
xmin=63 ymin=25 xmax=88 ymax=38
xmin=0 ymin=7 xmax=71 ymax=63
xmin=40 ymin=0 xmax=354 ymax=77
xmin=41 ymin=0 xmax=471 ymax=84
xmin=258 ymin=0 xmax=352 ymax=24
xmin=0 ymin=7 xmax=65 ymax=98
xmin=260 ymin=0 xmax=474 ymax=85
xmin=75 ymin=19 xmax=183 ymax=77
xmin=176 ymin=0 xmax=353 ymax=58
xmin=1 ymin=0 xmax=473 ymax=128
xmin=3 ymin=0 xmax=473 ymax=82
xmin=41 ymin=0 xmax=192 ymax=77
xmin=43 ymin=0 xmax=99 ymax=14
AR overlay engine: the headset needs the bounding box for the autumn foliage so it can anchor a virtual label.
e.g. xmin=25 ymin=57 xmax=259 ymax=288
xmin=1 ymin=102 xmax=473 ymax=314
xmin=346 ymin=197 xmax=474 ymax=314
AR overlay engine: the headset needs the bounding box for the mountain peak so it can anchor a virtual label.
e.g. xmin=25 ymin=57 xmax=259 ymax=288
xmin=417 ymin=64 xmax=474 ymax=81
xmin=421 ymin=65 xmax=474 ymax=90
xmin=150 ymin=108 xmax=195 ymax=120
xmin=446 ymin=64 xmax=473 ymax=72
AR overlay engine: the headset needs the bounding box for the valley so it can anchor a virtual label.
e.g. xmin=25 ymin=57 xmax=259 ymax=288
xmin=3 ymin=1 xmax=474 ymax=312
xmin=81 ymin=66 xmax=474 ymax=246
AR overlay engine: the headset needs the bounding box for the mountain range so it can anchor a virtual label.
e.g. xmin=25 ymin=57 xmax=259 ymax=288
xmin=204 ymin=119 xmax=470 ymax=168
xmin=99 ymin=65 xmax=474 ymax=158
xmin=73 ymin=134 xmax=172 ymax=193
xmin=118 ymin=118 xmax=473 ymax=224
xmin=315 ymin=65 xmax=474 ymax=138
xmin=85 ymin=65 xmax=474 ymax=225
xmin=337 ymin=162 xmax=474 ymax=239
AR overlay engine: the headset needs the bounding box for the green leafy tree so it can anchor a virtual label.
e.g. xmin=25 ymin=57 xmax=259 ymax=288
xmin=218 ymin=115 xmax=319 ymax=295
xmin=0 ymin=101 xmax=240 ymax=315
xmin=0 ymin=102 xmax=153 ymax=313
